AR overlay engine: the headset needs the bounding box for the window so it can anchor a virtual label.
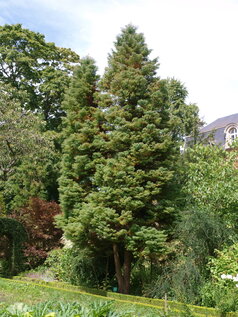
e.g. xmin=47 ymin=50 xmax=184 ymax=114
xmin=225 ymin=125 xmax=238 ymax=148
xmin=228 ymin=127 xmax=238 ymax=141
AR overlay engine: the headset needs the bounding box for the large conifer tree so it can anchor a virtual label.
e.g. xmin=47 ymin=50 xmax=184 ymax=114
xmin=59 ymin=57 xmax=100 ymax=217
xmin=59 ymin=25 xmax=179 ymax=294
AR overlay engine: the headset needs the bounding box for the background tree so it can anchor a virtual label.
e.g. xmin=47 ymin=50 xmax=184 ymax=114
xmin=164 ymin=78 xmax=203 ymax=142
xmin=0 ymin=218 xmax=27 ymax=276
xmin=0 ymin=83 xmax=56 ymax=212
xmin=182 ymin=144 xmax=238 ymax=225
xmin=59 ymin=25 xmax=179 ymax=294
xmin=0 ymin=24 xmax=80 ymax=209
xmin=178 ymin=144 xmax=238 ymax=303
xmin=149 ymin=144 xmax=238 ymax=304
xmin=0 ymin=24 xmax=80 ymax=130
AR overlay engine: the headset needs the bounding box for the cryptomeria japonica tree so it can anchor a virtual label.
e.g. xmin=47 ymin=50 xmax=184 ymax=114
xmin=59 ymin=25 xmax=179 ymax=294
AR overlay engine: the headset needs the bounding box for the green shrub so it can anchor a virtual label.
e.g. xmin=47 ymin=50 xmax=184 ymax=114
xmin=201 ymin=281 xmax=238 ymax=313
xmin=200 ymin=242 xmax=238 ymax=312
xmin=44 ymin=247 xmax=112 ymax=288
xmin=209 ymin=243 xmax=238 ymax=279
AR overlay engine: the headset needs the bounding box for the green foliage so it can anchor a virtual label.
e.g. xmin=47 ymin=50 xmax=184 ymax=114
xmin=209 ymin=243 xmax=238 ymax=279
xmin=44 ymin=247 xmax=115 ymax=289
xmin=0 ymin=300 xmax=134 ymax=317
xmin=0 ymin=218 xmax=27 ymax=276
xmin=164 ymin=78 xmax=203 ymax=142
xmin=44 ymin=248 xmax=97 ymax=287
xmin=0 ymin=192 xmax=7 ymax=216
xmin=0 ymin=23 xmax=75 ymax=211
xmin=101 ymin=24 xmax=158 ymax=102
xmin=148 ymin=257 xmax=204 ymax=304
xmin=147 ymin=208 xmax=235 ymax=305
xmin=1 ymin=277 xmax=229 ymax=316
xmin=200 ymin=243 xmax=238 ymax=312
xmin=0 ymin=83 xmax=58 ymax=210
xmin=59 ymin=57 xmax=100 ymax=218
xmin=0 ymin=24 xmax=80 ymax=130
xmin=126 ymin=226 xmax=167 ymax=258
xmin=176 ymin=209 xmax=233 ymax=263
xmin=201 ymin=281 xmax=238 ymax=313
xmin=183 ymin=145 xmax=238 ymax=223
xmin=0 ymin=84 xmax=50 ymax=180
xmin=59 ymin=25 xmax=179 ymax=293
xmin=4 ymin=147 xmax=60 ymax=210
xmin=158 ymin=144 xmax=238 ymax=306
xmin=43 ymin=248 xmax=71 ymax=282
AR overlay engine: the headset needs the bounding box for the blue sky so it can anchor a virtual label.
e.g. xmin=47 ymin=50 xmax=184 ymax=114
xmin=0 ymin=0 xmax=238 ymax=124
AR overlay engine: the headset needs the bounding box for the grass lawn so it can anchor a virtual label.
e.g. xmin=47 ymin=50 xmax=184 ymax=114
xmin=0 ymin=278 xmax=168 ymax=316
xmin=0 ymin=278 xmax=85 ymax=305
xmin=1 ymin=277 xmax=230 ymax=316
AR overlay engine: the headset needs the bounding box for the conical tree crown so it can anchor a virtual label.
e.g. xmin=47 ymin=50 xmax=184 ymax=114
xmin=59 ymin=26 xmax=179 ymax=292
xmin=102 ymin=25 xmax=159 ymax=106
xmin=87 ymin=26 xmax=177 ymax=241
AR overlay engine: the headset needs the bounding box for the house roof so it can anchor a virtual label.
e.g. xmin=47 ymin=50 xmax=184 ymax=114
xmin=200 ymin=113 xmax=238 ymax=133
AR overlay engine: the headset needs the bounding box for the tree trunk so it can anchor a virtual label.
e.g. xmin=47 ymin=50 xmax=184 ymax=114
xmin=123 ymin=249 xmax=132 ymax=294
xmin=112 ymin=243 xmax=132 ymax=294
xmin=11 ymin=239 xmax=15 ymax=275
xmin=113 ymin=243 xmax=124 ymax=293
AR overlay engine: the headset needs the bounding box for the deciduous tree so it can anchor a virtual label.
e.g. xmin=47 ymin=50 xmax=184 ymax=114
xmin=0 ymin=83 xmax=56 ymax=211
xmin=165 ymin=78 xmax=203 ymax=142
xmin=0 ymin=24 xmax=79 ymax=130
xmin=183 ymin=144 xmax=238 ymax=225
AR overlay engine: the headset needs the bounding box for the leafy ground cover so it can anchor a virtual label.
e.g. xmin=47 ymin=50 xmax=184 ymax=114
xmin=0 ymin=301 xmax=133 ymax=317
xmin=0 ymin=300 xmax=198 ymax=317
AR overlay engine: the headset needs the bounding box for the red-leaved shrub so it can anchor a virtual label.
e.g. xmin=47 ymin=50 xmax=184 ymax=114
xmin=11 ymin=198 xmax=63 ymax=268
